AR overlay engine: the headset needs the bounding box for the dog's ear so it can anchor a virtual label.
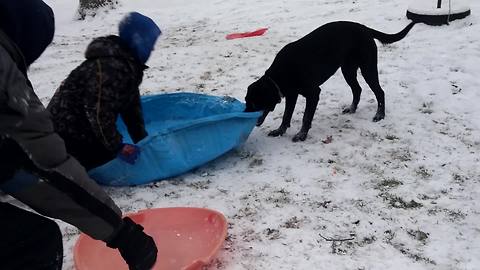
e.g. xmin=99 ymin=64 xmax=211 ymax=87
xmin=245 ymin=83 xmax=256 ymax=112
xmin=244 ymin=98 xmax=256 ymax=112
xmin=261 ymin=78 xmax=281 ymax=111
xmin=245 ymin=79 xmax=262 ymax=112
xmin=245 ymin=76 xmax=281 ymax=112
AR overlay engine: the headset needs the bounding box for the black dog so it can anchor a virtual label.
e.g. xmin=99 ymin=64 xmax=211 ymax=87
xmin=245 ymin=21 xmax=415 ymax=142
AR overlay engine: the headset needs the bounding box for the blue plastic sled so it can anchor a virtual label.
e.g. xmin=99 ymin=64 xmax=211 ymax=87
xmin=88 ymin=92 xmax=261 ymax=186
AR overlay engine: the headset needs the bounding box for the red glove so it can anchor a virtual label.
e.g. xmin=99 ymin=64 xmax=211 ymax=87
xmin=118 ymin=144 xmax=141 ymax=164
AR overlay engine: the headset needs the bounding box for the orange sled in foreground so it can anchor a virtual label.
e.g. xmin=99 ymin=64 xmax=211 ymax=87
xmin=74 ymin=207 xmax=228 ymax=270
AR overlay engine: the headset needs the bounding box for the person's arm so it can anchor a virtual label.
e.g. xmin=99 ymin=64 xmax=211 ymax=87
xmin=1 ymin=151 xmax=157 ymax=270
xmin=82 ymin=59 xmax=124 ymax=153
xmin=2 ymin=151 xmax=123 ymax=241
xmin=0 ymin=45 xmax=122 ymax=240
xmin=120 ymin=87 xmax=148 ymax=144
xmin=0 ymin=47 xmax=157 ymax=269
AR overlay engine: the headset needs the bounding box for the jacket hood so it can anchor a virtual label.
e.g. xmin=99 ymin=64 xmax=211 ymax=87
xmin=85 ymin=35 xmax=139 ymax=63
xmin=0 ymin=0 xmax=55 ymax=66
xmin=118 ymin=12 xmax=161 ymax=64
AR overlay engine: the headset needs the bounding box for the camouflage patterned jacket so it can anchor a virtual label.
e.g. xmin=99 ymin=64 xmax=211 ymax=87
xmin=48 ymin=35 xmax=148 ymax=166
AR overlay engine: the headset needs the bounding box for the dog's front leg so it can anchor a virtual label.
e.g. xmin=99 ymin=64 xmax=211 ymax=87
xmin=268 ymin=94 xmax=298 ymax=137
xmin=293 ymin=88 xmax=320 ymax=142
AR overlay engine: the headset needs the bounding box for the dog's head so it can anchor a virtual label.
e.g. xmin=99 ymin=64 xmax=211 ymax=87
xmin=245 ymin=76 xmax=282 ymax=126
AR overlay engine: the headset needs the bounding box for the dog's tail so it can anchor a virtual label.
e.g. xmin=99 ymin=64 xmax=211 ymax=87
xmin=369 ymin=22 xmax=416 ymax=44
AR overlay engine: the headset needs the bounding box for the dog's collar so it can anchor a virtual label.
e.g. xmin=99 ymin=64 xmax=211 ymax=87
xmin=265 ymin=75 xmax=284 ymax=98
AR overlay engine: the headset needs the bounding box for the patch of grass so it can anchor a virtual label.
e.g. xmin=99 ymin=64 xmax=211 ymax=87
xmin=310 ymin=200 xmax=332 ymax=209
xmin=380 ymin=193 xmax=423 ymax=209
xmin=427 ymin=206 xmax=442 ymax=216
xmin=385 ymin=134 xmax=399 ymax=141
xmin=389 ymin=147 xmax=412 ymax=162
xmin=233 ymin=206 xmax=258 ymax=219
xmin=186 ymin=179 xmax=211 ymax=190
xmin=376 ymin=178 xmax=403 ymax=191
xmin=248 ymin=158 xmax=263 ymax=168
xmin=360 ymin=130 xmax=383 ymax=141
xmin=407 ymin=229 xmax=429 ymax=243
xmin=446 ymin=209 xmax=467 ymax=222
xmin=265 ymin=188 xmax=291 ymax=205
xmin=417 ymin=193 xmax=440 ymax=201
xmin=263 ymin=228 xmax=281 ymax=240
xmin=383 ymin=230 xmax=395 ymax=242
xmin=391 ymin=243 xmax=437 ymax=265
xmin=357 ymin=235 xmax=377 ymax=247
xmin=452 ymin=173 xmax=468 ymax=184
xmin=427 ymin=207 xmax=467 ymax=222
xmin=419 ymin=102 xmax=434 ymax=114
xmin=281 ymin=216 xmax=301 ymax=229
xmin=241 ymin=229 xmax=261 ymax=242
xmin=415 ymin=166 xmax=433 ymax=179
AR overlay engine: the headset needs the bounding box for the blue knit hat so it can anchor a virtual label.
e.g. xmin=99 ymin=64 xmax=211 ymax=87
xmin=119 ymin=12 xmax=161 ymax=64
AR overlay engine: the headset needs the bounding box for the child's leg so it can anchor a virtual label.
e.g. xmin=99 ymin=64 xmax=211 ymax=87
xmin=61 ymin=135 xmax=116 ymax=170
xmin=0 ymin=202 xmax=63 ymax=270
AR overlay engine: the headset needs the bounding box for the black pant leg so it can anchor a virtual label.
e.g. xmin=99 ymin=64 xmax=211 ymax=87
xmin=61 ymin=135 xmax=116 ymax=170
xmin=0 ymin=138 xmax=28 ymax=183
xmin=0 ymin=203 xmax=63 ymax=270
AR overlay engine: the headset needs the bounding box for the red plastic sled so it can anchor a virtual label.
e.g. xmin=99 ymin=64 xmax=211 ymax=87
xmin=74 ymin=208 xmax=228 ymax=270
xmin=226 ymin=28 xmax=268 ymax=40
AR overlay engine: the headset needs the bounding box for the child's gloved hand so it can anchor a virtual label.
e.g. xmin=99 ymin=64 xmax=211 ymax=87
xmin=118 ymin=144 xmax=141 ymax=164
xmin=107 ymin=217 xmax=158 ymax=270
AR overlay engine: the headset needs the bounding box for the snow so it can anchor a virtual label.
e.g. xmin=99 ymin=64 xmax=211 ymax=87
xmin=4 ymin=0 xmax=480 ymax=269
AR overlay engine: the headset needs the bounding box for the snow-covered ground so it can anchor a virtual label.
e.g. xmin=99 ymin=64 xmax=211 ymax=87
xmin=8 ymin=0 xmax=480 ymax=269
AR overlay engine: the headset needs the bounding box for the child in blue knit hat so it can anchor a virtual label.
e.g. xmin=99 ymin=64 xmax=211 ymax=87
xmin=119 ymin=12 xmax=162 ymax=64
xmin=48 ymin=12 xmax=162 ymax=171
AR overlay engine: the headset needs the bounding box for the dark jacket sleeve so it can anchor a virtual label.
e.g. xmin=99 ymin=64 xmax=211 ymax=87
xmin=0 ymin=46 xmax=122 ymax=241
xmin=120 ymin=87 xmax=148 ymax=144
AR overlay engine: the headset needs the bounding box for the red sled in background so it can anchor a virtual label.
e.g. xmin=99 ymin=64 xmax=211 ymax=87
xmin=226 ymin=28 xmax=268 ymax=40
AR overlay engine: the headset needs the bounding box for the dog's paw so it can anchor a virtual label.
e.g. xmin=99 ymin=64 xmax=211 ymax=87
xmin=292 ymin=132 xmax=307 ymax=142
xmin=268 ymin=129 xmax=285 ymax=137
xmin=372 ymin=113 xmax=385 ymax=122
xmin=342 ymin=107 xmax=356 ymax=114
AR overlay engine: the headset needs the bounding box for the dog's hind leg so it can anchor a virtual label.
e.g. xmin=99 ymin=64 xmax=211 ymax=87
xmin=361 ymin=65 xmax=385 ymax=122
xmin=269 ymin=94 xmax=298 ymax=137
xmin=341 ymin=63 xmax=362 ymax=114
xmin=360 ymin=46 xmax=385 ymax=122
xmin=292 ymin=87 xmax=321 ymax=142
